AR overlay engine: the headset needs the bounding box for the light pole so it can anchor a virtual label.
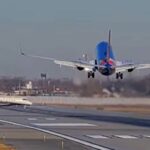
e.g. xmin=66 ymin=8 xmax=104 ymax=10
xmin=41 ymin=73 xmax=46 ymax=95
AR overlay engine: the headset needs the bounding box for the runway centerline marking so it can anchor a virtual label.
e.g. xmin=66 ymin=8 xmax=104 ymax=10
xmin=32 ymin=123 xmax=96 ymax=127
xmin=27 ymin=118 xmax=37 ymax=121
xmin=0 ymin=119 xmax=113 ymax=150
xmin=143 ymin=135 xmax=150 ymax=138
xmin=86 ymin=135 xmax=109 ymax=139
xmin=114 ymin=135 xmax=138 ymax=139
xmin=45 ymin=118 xmax=56 ymax=121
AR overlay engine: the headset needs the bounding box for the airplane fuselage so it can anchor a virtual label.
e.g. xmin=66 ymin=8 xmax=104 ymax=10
xmin=96 ymin=41 xmax=116 ymax=76
xmin=99 ymin=66 xmax=115 ymax=76
xmin=98 ymin=59 xmax=116 ymax=76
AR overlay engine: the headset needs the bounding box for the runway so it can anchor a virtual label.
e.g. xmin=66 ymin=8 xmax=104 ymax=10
xmin=0 ymin=104 xmax=150 ymax=150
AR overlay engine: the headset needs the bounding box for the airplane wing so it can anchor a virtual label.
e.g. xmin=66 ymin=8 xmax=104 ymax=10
xmin=21 ymin=51 xmax=96 ymax=71
xmin=116 ymin=63 xmax=150 ymax=73
xmin=21 ymin=51 xmax=55 ymax=61
xmin=54 ymin=60 xmax=98 ymax=71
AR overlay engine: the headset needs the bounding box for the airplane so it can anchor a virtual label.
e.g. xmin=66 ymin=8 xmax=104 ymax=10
xmin=21 ymin=30 xmax=150 ymax=79
xmin=0 ymin=96 xmax=32 ymax=106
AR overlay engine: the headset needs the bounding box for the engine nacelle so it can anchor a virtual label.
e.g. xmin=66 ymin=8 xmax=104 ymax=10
xmin=77 ymin=66 xmax=84 ymax=71
xmin=128 ymin=68 xmax=134 ymax=72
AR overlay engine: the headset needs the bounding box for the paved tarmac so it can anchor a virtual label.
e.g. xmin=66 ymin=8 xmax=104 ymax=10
xmin=0 ymin=104 xmax=150 ymax=150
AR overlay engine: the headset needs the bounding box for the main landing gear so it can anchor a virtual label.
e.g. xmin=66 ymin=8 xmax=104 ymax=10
xmin=88 ymin=71 xmax=95 ymax=78
xmin=116 ymin=72 xmax=123 ymax=79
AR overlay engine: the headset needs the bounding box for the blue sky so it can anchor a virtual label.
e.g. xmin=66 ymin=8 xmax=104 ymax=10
xmin=0 ymin=0 xmax=150 ymax=79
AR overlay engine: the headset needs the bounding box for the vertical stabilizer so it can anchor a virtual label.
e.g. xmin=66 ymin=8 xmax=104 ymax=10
xmin=96 ymin=30 xmax=115 ymax=64
xmin=106 ymin=30 xmax=111 ymax=61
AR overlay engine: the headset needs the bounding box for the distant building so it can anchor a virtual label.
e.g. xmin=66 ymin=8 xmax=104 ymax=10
xmin=26 ymin=81 xmax=33 ymax=90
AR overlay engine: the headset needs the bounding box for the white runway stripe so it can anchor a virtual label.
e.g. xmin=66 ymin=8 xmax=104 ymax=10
xmin=114 ymin=135 xmax=138 ymax=139
xmin=87 ymin=135 xmax=109 ymax=139
xmin=28 ymin=118 xmax=37 ymax=121
xmin=45 ymin=118 xmax=56 ymax=121
xmin=32 ymin=123 xmax=96 ymax=127
xmin=143 ymin=135 xmax=150 ymax=138
xmin=86 ymin=134 xmax=150 ymax=140
xmin=0 ymin=119 xmax=112 ymax=150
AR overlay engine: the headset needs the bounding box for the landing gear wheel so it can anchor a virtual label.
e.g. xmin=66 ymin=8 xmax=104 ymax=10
xmin=88 ymin=72 xmax=90 ymax=78
xmin=92 ymin=72 xmax=95 ymax=78
xmin=87 ymin=72 xmax=95 ymax=78
xmin=116 ymin=72 xmax=123 ymax=79
xmin=120 ymin=73 xmax=123 ymax=79
xmin=116 ymin=73 xmax=119 ymax=79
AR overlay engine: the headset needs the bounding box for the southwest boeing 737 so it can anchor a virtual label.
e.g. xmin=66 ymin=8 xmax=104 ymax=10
xmin=21 ymin=30 xmax=150 ymax=79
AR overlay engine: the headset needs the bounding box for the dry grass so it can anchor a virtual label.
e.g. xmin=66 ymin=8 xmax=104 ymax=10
xmin=46 ymin=104 xmax=150 ymax=114
xmin=100 ymin=105 xmax=150 ymax=114
xmin=0 ymin=143 xmax=15 ymax=150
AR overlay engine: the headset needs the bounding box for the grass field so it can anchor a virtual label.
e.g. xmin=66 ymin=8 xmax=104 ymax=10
xmin=0 ymin=143 xmax=15 ymax=150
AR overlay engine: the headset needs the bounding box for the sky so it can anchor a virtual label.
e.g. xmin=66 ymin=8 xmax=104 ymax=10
xmin=0 ymin=0 xmax=150 ymax=79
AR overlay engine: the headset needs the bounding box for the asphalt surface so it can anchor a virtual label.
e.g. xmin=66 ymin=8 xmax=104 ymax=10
xmin=0 ymin=104 xmax=150 ymax=150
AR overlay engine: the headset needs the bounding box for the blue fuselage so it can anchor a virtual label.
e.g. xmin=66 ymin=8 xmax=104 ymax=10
xmin=96 ymin=41 xmax=116 ymax=76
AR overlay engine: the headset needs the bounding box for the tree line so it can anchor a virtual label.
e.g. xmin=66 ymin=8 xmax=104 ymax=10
xmin=0 ymin=75 xmax=150 ymax=97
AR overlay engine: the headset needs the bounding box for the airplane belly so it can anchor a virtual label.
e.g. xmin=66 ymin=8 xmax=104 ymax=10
xmin=99 ymin=68 xmax=115 ymax=76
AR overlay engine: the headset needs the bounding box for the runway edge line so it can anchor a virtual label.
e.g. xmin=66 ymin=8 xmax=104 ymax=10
xmin=0 ymin=119 xmax=114 ymax=150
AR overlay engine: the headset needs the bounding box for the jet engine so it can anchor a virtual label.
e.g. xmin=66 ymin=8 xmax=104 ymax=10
xmin=76 ymin=66 xmax=84 ymax=71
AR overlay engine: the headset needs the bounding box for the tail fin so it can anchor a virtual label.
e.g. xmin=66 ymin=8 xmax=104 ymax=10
xmin=106 ymin=30 xmax=111 ymax=61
